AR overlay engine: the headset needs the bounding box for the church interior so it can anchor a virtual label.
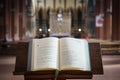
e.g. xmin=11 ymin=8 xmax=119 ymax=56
xmin=0 ymin=0 xmax=120 ymax=80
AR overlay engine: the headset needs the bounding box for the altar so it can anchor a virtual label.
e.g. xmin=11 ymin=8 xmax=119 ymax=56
xmin=49 ymin=9 xmax=71 ymax=37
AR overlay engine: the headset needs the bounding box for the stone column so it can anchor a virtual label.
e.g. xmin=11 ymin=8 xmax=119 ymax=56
xmin=19 ymin=0 xmax=26 ymax=40
xmin=95 ymin=0 xmax=104 ymax=39
xmin=4 ymin=0 xmax=12 ymax=41
xmin=25 ymin=0 xmax=36 ymax=38
xmin=13 ymin=0 xmax=20 ymax=41
xmin=103 ymin=0 xmax=111 ymax=40
xmin=112 ymin=0 xmax=120 ymax=40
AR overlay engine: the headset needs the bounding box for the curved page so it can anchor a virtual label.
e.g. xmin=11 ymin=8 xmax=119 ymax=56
xmin=60 ymin=38 xmax=91 ymax=71
xmin=31 ymin=37 xmax=59 ymax=71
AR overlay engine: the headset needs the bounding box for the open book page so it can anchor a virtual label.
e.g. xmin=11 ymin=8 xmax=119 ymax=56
xmin=59 ymin=38 xmax=91 ymax=71
xmin=30 ymin=37 xmax=59 ymax=71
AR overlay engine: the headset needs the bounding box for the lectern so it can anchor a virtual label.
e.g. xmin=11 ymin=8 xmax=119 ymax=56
xmin=13 ymin=42 xmax=103 ymax=80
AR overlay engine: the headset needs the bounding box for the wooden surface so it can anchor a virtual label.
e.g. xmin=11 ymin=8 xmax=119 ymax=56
xmin=88 ymin=39 xmax=120 ymax=54
xmin=13 ymin=42 xmax=28 ymax=75
xmin=57 ymin=70 xmax=92 ymax=79
xmin=13 ymin=42 xmax=103 ymax=80
xmin=0 ymin=42 xmax=18 ymax=55
xmin=89 ymin=43 xmax=103 ymax=74
xmin=24 ymin=70 xmax=56 ymax=80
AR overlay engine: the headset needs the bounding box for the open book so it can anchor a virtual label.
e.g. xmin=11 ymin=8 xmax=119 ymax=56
xmin=27 ymin=37 xmax=91 ymax=71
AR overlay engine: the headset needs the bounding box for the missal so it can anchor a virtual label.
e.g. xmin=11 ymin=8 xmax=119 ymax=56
xmin=27 ymin=37 xmax=91 ymax=71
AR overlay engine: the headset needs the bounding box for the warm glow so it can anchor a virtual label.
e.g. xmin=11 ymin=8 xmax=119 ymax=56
xmin=39 ymin=28 xmax=42 ymax=32
xmin=48 ymin=29 xmax=51 ymax=32
xmin=78 ymin=28 xmax=82 ymax=32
